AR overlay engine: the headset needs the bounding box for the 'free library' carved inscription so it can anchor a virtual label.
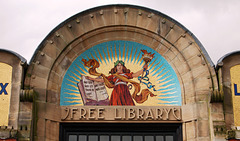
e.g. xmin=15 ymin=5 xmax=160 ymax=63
xmin=61 ymin=106 xmax=182 ymax=121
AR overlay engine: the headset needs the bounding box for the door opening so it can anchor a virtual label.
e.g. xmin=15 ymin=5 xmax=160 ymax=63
xmin=60 ymin=123 xmax=182 ymax=141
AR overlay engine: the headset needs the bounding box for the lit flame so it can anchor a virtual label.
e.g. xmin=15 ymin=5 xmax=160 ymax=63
xmin=141 ymin=49 xmax=155 ymax=63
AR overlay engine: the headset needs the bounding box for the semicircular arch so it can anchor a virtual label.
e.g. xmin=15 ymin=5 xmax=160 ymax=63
xmin=25 ymin=3 xmax=217 ymax=119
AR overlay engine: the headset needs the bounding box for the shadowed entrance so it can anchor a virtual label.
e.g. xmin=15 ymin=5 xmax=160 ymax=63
xmin=60 ymin=123 xmax=182 ymax=141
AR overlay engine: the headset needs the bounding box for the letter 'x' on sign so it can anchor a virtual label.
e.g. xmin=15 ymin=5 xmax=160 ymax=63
xmin=0 ymin=83 xmax=9 ymax=95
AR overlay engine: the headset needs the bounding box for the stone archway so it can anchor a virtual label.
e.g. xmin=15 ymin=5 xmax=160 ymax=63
xmin=24 ymin=5 xmax=218 ymax=141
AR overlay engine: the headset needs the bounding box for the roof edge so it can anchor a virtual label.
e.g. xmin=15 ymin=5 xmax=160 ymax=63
xmin=217 ymin=50 xmax=240 ymax=66
xmin=0 ymin=48 xmax=27 ymax=64
xmin=29 ymin=4 xmax=214 ymax=66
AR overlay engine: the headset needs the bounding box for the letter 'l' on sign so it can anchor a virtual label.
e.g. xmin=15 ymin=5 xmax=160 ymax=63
xmin=0 ymin=83 xmax=9 ymax=95
xmin=234 ymin=84 xmax=240 ymax=96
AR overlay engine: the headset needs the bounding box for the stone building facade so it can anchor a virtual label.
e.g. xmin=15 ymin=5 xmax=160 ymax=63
xmin=0 ymin=4 xmax=240 ymax=141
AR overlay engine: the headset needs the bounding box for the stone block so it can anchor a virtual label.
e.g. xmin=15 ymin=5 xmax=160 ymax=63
xmin=182 ymin=123 xmax=186 ymax=141
xmin=30 ymin=76 xmax=47 ymax=89
xmin=211 ymin=103 xmax=224 ymax=113
xmin=51 ymin=33 xmax=68 ymax=52
xmin=82 ymin=33 xmax=107 ymax=49
xmin=71 ymin=41 xmax=86 ymax=54
xmin=52 ymin=57 xmax=72 ymax=77
xmin=115 ymin=8 xmax=125 ymax=25
xmin=18 ymin=119 xmax=32 ymax=125
xmin=48 ymin=72 xmax=61 ymax=85
xmin=161 ymin=38 xmax=173 ymax=48
xmin=185 ymin=95 xmax=196 ymax=104
xmin=46 ymin=90 xmax=58 ymax=104
xmin=194 ymin=77 xmax=211 ymax=91
xmin=198 ymin=120 xmax=210 ymax=137
xmin=126 ymin=8 xmax=138 ymax=26
xmin=82 ymin=32 xmax=98 ymax=50
xmin=102 ymin=8 xmax=115 ymax=26
xmin=34 ymin=136 xmax=45 ymax=141
xmin=49 ymin=121 xmax=59 ymax=140
xmin=47 ymin=81 xmax=58 ymax=92
xmin=8 ymin=113 xmax=18 ymax=129
xmin=45 ymin=139 xmax=56 ymax=141
xmin=225 ymin=113 xmax=234 ymax=129
xmin=198 ymin=137 xmax=211 ymax=141
xmin=45 ymin=121 xmax=59 ymax=140
xmin=20 ymin=102 xmax=32 ymax=112
xmin=181 ymin=44 xmax=199 ymax=61
xmin=78 ymin=14 xmax=96 ymax=33
xmin=45 ymin=120 xmax=51 ymax=140
xmin=19 ymin=112 xmax=32 ymax=120
xmin=65 ymin=47 xmax=79 ymax=62
xmin=136 ymin=10 xmax=150 ymax=29
xmin=139 ymin=32 xmax=155 ymax=46
xmin=45 ymin=103 xmax=61 ymax=121
xmin=34 ymin=53 xmax=55 ymax=69
xmin=25 ymin=65 xmax=34 ymax=85
xmin=150 ymin=39 xmax=161 ymax=50
xmin=12 ymin=66 xmax=23 ymax=80
xmin=181 ymin=74 xmax=195 ymax=104
xmin=53 ymin=122 xmax=59 ymax=141
xmin=197 ymin=101 xmax=209 ymax=119
xmin=155 ymin=44 xmax=168 ymax=57
xmin=146 ymin=13 xmax=161 ymax=33
xmin=65 ymin=18 xmax=85 ymax=38
xmin=165 ymin=25 xmax=185 ymax=44
xmin=182 ymin=104 xmax=197 ymax=121
xmin=10 ymin=83 xmax=21 ymax=101
xmin=31 ymin=65 xmax=50 ymax=80
xmin=37 ymin=102 xmax=46 ymax=119
xmin=187 ymin=56 xmax=204 ymax=70
xmin=191 ymin=65 xmax=209 ymax=79
xmin=32 ymin=87 xmax=46 ymax=102
xmin=90 ymin=11 xmax=106 ymax=29
xmin=174 ymin=34 xmax=194 ymax=51
xmin=36 ymin=118 xmax=45 ymax=137
xmin=212 ymin=113 xmax=224 ymax=121
xmin=122 ymin=31 xmax=136 ymax=42
xmin=196 ymin=91 xmax=210 ymax=102
xmin=186 ymin=121 xmax=196 ymax=140
xmin=159 ymin=18 xmax=175 ymax=38
xmin=164 ymin=48 xmax=177 ymax=62
xmin=181 ymin=71 xmax=194 ymax=89
xmin=42 ymin=43 xmax=61 ymax=60
xmin=172 ymin=56 xmax=190 ymax=75
xmin=214 ymin=138 xmax=227 ymax=141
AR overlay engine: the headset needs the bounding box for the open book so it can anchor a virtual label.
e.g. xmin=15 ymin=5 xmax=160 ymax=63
xmin=77 ymin=75 xmax=110 ymax=106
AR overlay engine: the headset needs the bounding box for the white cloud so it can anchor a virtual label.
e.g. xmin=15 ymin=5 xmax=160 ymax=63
xmin=0 ymin=0 xmax=240 ymax=64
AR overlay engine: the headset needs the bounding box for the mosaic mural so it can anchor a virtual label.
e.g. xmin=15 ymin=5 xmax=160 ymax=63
xmin=60 ymin=40 xmax=181 ymax=106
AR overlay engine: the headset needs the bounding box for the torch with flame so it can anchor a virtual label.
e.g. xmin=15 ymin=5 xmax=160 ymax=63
xmin=141 ymin=49 xmax=155 ymax=65
xmin=140 ymin=50 xmax=155 ymax=82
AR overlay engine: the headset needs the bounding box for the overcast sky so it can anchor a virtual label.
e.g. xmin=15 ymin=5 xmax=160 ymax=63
xmin=0 ymin=0 xmax=240 ymax=64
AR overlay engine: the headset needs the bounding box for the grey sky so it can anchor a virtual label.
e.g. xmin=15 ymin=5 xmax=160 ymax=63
xmin=0 ymin=0 xmax=240 ymax=64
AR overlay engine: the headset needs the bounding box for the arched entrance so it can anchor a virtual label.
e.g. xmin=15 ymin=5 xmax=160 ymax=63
xmin=24 ymin=5 xmax=218 ymax=140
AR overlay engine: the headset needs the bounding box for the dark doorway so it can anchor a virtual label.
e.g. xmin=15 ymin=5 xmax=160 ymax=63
xmin=60 ymin=123 xmax=182 ymax=141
